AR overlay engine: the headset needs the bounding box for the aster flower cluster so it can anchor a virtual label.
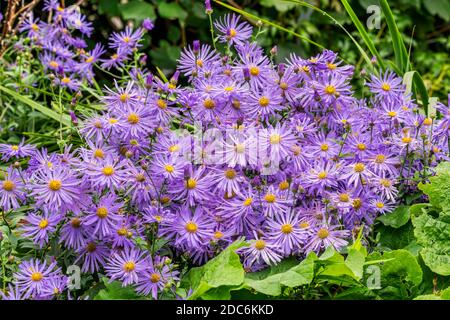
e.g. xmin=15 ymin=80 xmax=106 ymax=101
xmin=17 ymin=0 xmax=150 ymax=91
xmin=1 ymin=10 xmax=449 ymax=299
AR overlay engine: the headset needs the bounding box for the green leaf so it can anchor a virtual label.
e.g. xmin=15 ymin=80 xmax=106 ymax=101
xmin=182 ymin=240 xmax=246 ymax=300
xmin=94 ymin=278 xmax=142 ymax=300
xmin=377 ymin=205 xmax=410 ymax=228
xmin=423 ymin=0 xmax=450 ymax=22
xmin=244 ymin=253 xmax=316 ymax=296
xmin=418 ymin=162 xmax=450 ymax=213
xmin=0 ymin=85 xmax=71 ymax=126
xmin=345 ymin=248 xmax=366 ymax=280
xmin=340 ymin=0 xmax=386 ymax=70
xmin=98 ymin=0 xmax=120 ymax=16
xmin=260 ymin=0 xmax=295 ymax=12
xmin=120 ymin=1 xmax=156 ymax=23
xmin=379 ymin=0 xmax=409 ymax=73
xmin=380 ymin=250 xmax=423 ymax=286
xmin=403 ymin=71 xmax=431 ymax=116
xmin=158 ymin=2 xmax=187 ymax=20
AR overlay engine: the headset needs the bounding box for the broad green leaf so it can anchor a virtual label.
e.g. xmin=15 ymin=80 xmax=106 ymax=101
xmin=377 ymin=205 xmax=410 ymax=228
xmin=158 ymin=2 xmax=187 ymax=20
xmin=380 ymin=250 xmax=423 ymax=286
xmin=183 ymin=240 xmax=246 ymax=300
xmin=403 ymin=71 xmax=432 ymax=116
xmin=244 ymin=253 xmax=316 ymax=296
xmin=120 ymin=1 xmax=156 ymax=23
xmin=345 ymin=248 xmax=366 ymax=280
xmin=94 ymin=278 xmax=142 ymax=300
xmin=0 ymin=85 xmax=71 ymax=126
xmin=413 ymin=294 xmax=442 ymax=300
xmin=418 ymin=162 xmax=450 ymax=213
xmin=423 ymin=0 xmax=450 ymax=22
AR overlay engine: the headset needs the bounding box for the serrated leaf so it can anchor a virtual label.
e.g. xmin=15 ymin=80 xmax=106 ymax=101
xmin=377 ymin=205 xmax=411 ymax=228
xmin=380 ymin=250 xmax=423 ymax=286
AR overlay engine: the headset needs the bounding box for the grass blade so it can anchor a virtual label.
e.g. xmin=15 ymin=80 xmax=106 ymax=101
xmin=403 ymin=71 xmax=430 ymax=116
xmin=379 ymin=0 xmax=409 ymax=73
xmin=340 ymin=0 xmax=386 ymax=70
xmin=213 ymin=0 xmax=325 ymax=50
xmin=0 ymin=85 xmax=71 ymax=126
xmin=286 ymin=0 xmax=373 ymax=69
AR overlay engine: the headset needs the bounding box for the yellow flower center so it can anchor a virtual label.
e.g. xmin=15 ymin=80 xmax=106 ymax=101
xmin=254 ymin=239 xmax=266 ymax=250
xmin=356 ymin=143 xmax=366 ymax=151
xmin=164 ymin=164 xmax=175 ymax=173
xmin=318 ymin=171 xmax=327 ymax=179
xmin=259 ymin=96 xmax=270 ymax=107
xmin=339 ymin=193 xmax=350 ymax=202
xmin=381 ymin=83 xmax=391 ymax=91
xmin=39 ymin=219 xmax=49 ymax=229
xmin=157 ymin=99 xmax=167 ymax=109
xmin=376 ymin=202 xmax=384 ymax=209
xmin=354 ymin=163 xmax=365 ymax=173
xmin=61 ymin=77 xmax=71 ymax=84
xmin=123 ymin=36 xmax=131 ymax=43
xmin=49 ymin=60 xmax=59 ymax=68
xmin=102 ymin=166 xmax=114 ymax=176
xmin=185 ymin=178 xmax=197 ymax=190
xmin=31 ymin=24 xmax=39 ymax=31
xmin=161 ymin=196 xmax=170 ymax=204
xmin=96 ymin=207 xmax=108 ymax=219
xmin=214 ymin=231 xmax=224 ymax=239
xmin=291 ymin=145 xmax=301 ymax=156
xmin=380 ymin=179 xmax=392 ymax=187
xmin=387 ymin=111 xmax=397 ymax=118
xmin=85 ymin=56 xmax=94 ymax=63
xmin=352 ymin=198 xmax=362 ymax=210
xmin=2 ymin=180 xmax=15 ymax=191
xmin=375 ymin=154 xmax=386 ymax=164
xmin=423 ymin=118 xmax=432 ymax=126
xmin=185 ymin=221 xmax=198 ymax=233
xmin=127 ymin=113 xmax=140 ymax=124
xmin=281 ymin=224 xmax=293 ymax=234
xmin=280 ymin=82 xmax=288 ymax=90
xmin=71 ymin=218 xmax=81 ymax=228
xmin=235 ymin=143 xmax=245 ymax=154
xmin=299 ymin=222 xmax=309 ymax=229
xmin=320 ymin=143 xmax=329 ymax=151
xmin=11 ymin=145 xmax=19 ymax=151
xmin=150 ymin=273 xmax=161 ymax=283
xmin=123 ymin=261 xmax=135 ymax=272
xmin=278 ymin=180 xmax=289 ymax=191
xmin=109 ymin=118 xmax=118 ymax=124
xmin=264 ymin=193 xmax=276 ymax=203
xmin=117 ymin=227 xmax=128 ymax=236
xmin=402 ymin=136 xmax=412 ymax=144
xmin=243 ymin=197 xmax=253 ymax=207
xmin=317 ymin=228 xmax=329 ymax=239
xmin=324 ymin=85 xmax=336 ymax=95
xmin=327 ymin=63 xmax=337 ymax=70
xmin=196 ymin=59 xmax=203 ymax=67
xmin=203 ymin=98 xmax=216 ymax=109
xmin=94 ymin=149 xmax=104 ymax=159
xmin=168 ymin=144 xmax=180 ymax=153
xmin=87 ymin=242 xmax=97 ymax=252
xmin=225 ymin=169 xmax=236 ymax=179
xmin=249 ymin=66 xmax=260 ymax=76
xmin=119 ymin=93 xmax=129 ymax=103
xmin=48 ymin=179 xmax=62 ymax=191
xmin=229 ymin=28 xmax=237 ymax=38
xmin=270 ymin=133 xmax=281 ymax=145
xmin=31 ymin=272 xmax=43 ymax=282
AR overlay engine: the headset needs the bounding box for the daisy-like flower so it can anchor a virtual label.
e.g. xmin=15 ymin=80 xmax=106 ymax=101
xmin=102 ymin=81 xmax=142 ymax=110
xmin=80 ymin=116 xmax=106 ymax=143
xmin=210 ymin=166 xmax=243 ymax=197
xmin=151 ymin=155 xmax=184 ymax=180
xmin=0 ymin=139 xmax=35 ymax=160
xmin=260 ymin=185 xmax=292 ymax=217
xmin=75 ymin=241 xmax=110 ymax=273
xmin=85 ymin=155 xmax=128 ymax=191
xmin=160 ymin=206 xmax=215 ymax=249
xmin=22 ymin=211 xmax=61 ymax=248
xmin=365 ymin=149 xmax=399 ymax=176
xmin=239 ymin=233 xmax=282 ymax=268
xmin=30 ymin=166 xmax=81 ymax=212
xmin=222 ymin=131 xmax=257 ymax=168
xmin=111 ymin=218 xmax=136 ymax=250
xmin=178 ymin=41 xmax=220 ymax=78
xmin=59 ymin=215 xmax=88 ymax=250
xmin=0 ymin=167 xmax=25 ymax=211
xmin=304 ymin=161 xmax=340 ymax=194
xmin=245 ymin=87 xmax=283 ymax=121
xmin=370 ymin=197 xmax=395 ymax=214
xmin=105 ymin=248 xmax=147 ymax=286
xmin=109 ymin=26 xmax=143 ymax=54
xmin=0 ymin=284 xmax=26 ymax=300
xmin=169 ymin=166 xmax=213 ymax=207
xmin=214 ymin=14 xmax=253 ymax=47
xmin=265 ymin=211 xmax=305 ymax=255
xmin=84 ymin=194 xmax=123 ymax=238
xmin=372 ymin=174 xmax=398 ymax=202
xmin=368 ymin=71 xmax=404 ymax=102
xmin=39 ymin=275 xmax=68 ymax=299
xmin=14 ymin=259 xmax=61 ymax=299
xmin=341 ymin=161 xmax=373 ymax=188
xmin=304 ymin=220 xmax=350 ymax=253
xmin=261 ymin=123 xmax=297 ymax=160
xmin=235 ymin=42 xmax=272 ymax=89
xmin=117 ymin=103 xmax=155 ymax=139
xmin=135 ymin=256 xmax=179 ymax=299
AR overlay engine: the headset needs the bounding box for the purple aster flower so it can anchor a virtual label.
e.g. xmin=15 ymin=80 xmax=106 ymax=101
xmin=0 ymin=139 xmax=35 ymax=160
xmin=84 ymin=194 xmax=123 ymax=238
xmin=235 ymin=42 xmax=272 ymax=89
xmin=0 ymin=167 xmax=25 ymax=211
xmin=239 ymin=233 xmax=282 ymax=268
xmin=75 ymin=241 xmax=111 ymax=273
xmin=304 ymin=160 xmax=340 ymax=194
xmin=105 ymin=248 xmax=147 ymax=286
xmin=214 ymin=14 xmax=253 ymax=47
xmin=265 ymin=211 xmax=305 ymax=255
xmin=38 ymin=275 xmax=68 ymax=299
xmin=14 ymin=259 xmax=61 ymax=299
xmin=169 ymin=166 xmax=213 ymax=207
xmin=0 ymin=284 xmax=26 ymax=300
xmin=178 ymin=41 xmax=220 ymax=78
xmin=59 ymin=215 xmax=89 ymax=250
xmin=85 ymin=155 xmax=128 ymax=191
xmin=22 ymin=211 xmax=61 ymax=248
xmin=30 ymin=166 xmax=81 ymax=212
xmin=260 ymin=185 xmax=292 ymax=217
xmin=244 ymin=87 xmax=284 ymax=121
xmin=210 ymin=166 xmax=243 ymax=197
xmin=142 ymin=18 xmax=154 ymax=31
xmin=341 ymin=161 xmax=373 ymax=189
xmin=109 ymin=26 xmax=143 ymax=54
xmin=304 ymin=219 xmax=350 ymax=253
xmin=368 ymin=71 xmax=404 ymax=102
